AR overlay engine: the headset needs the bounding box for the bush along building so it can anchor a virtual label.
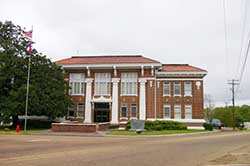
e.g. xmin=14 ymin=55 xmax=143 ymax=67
xmin=55 ymin=55 xmax=207 ymax=130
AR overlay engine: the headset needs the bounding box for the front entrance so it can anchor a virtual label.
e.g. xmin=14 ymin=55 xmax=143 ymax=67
xmin=94 ymin=103 xmax=110 ymax=123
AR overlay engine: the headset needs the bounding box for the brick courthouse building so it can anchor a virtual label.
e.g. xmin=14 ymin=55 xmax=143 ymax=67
xmin=55 ymin=55 xmax=207 ymax=128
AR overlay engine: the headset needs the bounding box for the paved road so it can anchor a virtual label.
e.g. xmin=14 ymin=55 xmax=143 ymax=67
xmin=0 ymin=131 xmax=250 ymax=166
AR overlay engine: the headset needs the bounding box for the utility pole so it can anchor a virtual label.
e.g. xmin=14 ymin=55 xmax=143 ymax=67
xmin=228 ymin=79 xmax=239 ymax=130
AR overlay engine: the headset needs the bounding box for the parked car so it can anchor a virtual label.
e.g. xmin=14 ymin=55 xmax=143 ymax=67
xmin=211 ymin=119 xmax=223 ymax=129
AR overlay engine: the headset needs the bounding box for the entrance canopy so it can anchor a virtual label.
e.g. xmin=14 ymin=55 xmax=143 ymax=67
xmin=91 ymin=96 xmax=112 ymax=103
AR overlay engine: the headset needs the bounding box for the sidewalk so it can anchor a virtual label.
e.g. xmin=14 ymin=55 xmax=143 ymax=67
xmin=30 ymin=129 xmax=107 ymax=137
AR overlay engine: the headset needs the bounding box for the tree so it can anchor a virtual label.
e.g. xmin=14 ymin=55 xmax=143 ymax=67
xmin=204 ymin=94 xmax=215 ymax=121
xmin=237 ymin=105 xmax=250 ymax=123
xmin=210 ymin=105 xmax=250 ymax=127
xmin=0 ymin=21 xmax=71 ymax=127
xmin=211 ymin=107 xmax=233 ymax=127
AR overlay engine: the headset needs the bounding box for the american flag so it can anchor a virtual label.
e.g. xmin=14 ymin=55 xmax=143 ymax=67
xmin=24 ymin=30 xmax=33 ymax=54
xmin=24 ymin=31 xmax=32 ymax=39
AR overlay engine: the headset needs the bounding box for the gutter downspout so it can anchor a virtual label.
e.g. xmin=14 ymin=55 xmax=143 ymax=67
xmin=154 ymin=69 xmax=157 ymax=120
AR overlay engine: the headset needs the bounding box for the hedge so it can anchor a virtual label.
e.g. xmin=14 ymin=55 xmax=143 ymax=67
xmin=126 ymin=120 xmax=187 ymax=131
xmin=203 ymin=123 xmax=213 ymax=131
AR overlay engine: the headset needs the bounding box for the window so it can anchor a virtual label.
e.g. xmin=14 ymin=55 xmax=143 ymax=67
xmin=77 ymin=103 xmax=84 ymax=118
xmin=185 ymin=105 xmax=192 ymax=119
xmin=69 ymin=73 xmax=85 ymax=95
xmin=67 ymin=105 xmax=74 ymax=118
xmin=121 ymin=73 xmax=137 ymax=95
xmin=121 ymin=104 xmax=127 ymax=118
xmin=163 ymin=81 xmax=171 ymax=96
xmin=174 ymin=82 xmax=181 ymax=96
xmin=174 ymin=105 xmax=181 ymax=119
xmin=163 ymin=104 xmax=170 ymax=119
xmin=184 ymin=82 xmax=192 ymax=96
xmin=131 ymin=104 xmax=137 ymax=118
xmin=94 ymin=73 xmax=111 ymax=95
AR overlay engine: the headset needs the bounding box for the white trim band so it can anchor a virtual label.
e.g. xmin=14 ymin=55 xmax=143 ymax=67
xmin=61 ymin=63 xmax=161 ymax=68
xmin=147 ymin=118 xmax=205 ymax=123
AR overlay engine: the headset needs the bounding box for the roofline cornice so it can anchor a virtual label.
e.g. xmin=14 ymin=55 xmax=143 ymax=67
xmin=59 ymin=63 xmax=162 ymax=68
xmin=156 ymin=71 xmax=208 ymax=76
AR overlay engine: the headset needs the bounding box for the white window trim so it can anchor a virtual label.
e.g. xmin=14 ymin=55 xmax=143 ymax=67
xmin=130 ymin=104 xmax=137 ymax=119
xmin=184 ymin=82 xmax=192 ymax=97
xmin=174 ymin=95 xmax=182 ymax=97
xmin=163 ymin=81 xmax=171 ymax=97
xmin=185 ymin=105 xmax=192 ymax=119
xmin=69 ymin=73 xmax=85 ymax=96
xmin=121 ymin=105 xmax=128 ymax=118
xmin=174 ymin=82 xmax=181 ymax=97
xmin=163 ymin=95 xmax=171 ymax=97
xmin=94 ymin=73 xmax=111 ymax=96
xmin=174 ymin=105 xmax=181 ymax=119
xmin=120 ymin=94 xmax=138 ymax=97
xmin=77 ymin=103 xmax=84 ymax=119
xmin=121 ymin=73 xmax=138 ymax=96
xmin=163 ymin=104 xmax=171 ymax=119
xmin=184 ymin=95 xmax=192 ymax=97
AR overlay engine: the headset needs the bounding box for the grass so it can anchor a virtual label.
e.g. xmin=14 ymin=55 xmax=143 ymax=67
xmin=0 ymin=128 xmax=49 ymax=135
xmin=108 ymin=129 xmax=207 ymax=136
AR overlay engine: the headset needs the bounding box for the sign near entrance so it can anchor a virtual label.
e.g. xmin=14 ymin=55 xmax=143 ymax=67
xmin=130 ymin=119 xmax=145 ymax=133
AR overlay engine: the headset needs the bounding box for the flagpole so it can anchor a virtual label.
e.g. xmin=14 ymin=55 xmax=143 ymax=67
xmin=24 ymin=55 xmax=31 ymax=132
xmin=24 ymin=26 xmax=33 ymax=132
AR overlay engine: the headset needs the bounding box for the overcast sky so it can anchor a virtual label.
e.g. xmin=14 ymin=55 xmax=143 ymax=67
xmin=0 ymin=0 xmax=249 ymax=106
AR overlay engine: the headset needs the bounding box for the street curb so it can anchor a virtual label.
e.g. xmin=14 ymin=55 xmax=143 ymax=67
xmin=105 ymin=130 xmax=221 ymax=138
xmin=28 ymin=130 xmax=107 ymax=137
xmin=16 ymin=129 xmax=226 ymax=138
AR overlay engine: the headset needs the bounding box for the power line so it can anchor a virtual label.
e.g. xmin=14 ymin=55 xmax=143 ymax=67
xmin=222 ymin=0 xmax=232 ymax=104
xmin=236 ymin=29 xmax=250 ymax=95
xmin=223 ymin=0 xmax=229 ymax=78
xmin=236 ymin=0 xmax=250 ymax=77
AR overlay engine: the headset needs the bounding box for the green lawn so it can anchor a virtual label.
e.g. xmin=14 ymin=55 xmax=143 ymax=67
xmin=0 ymin=128 xmax=49 ymax=135
xmin=108 ymin=129 xmax=207 ymax=136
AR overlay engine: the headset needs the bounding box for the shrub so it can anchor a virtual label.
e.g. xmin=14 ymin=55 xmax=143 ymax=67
xmin=203 ymin=123 xmax=213 ymax=131
xmin=19 ymin=119 xmax=53 ymax=129
xmin=109 ymin=124 xmax=119 ymax=129
xmin=126 ymin=120 xmax=187 ymax=131
xmin=126 ymin=121 xmax=131 ymax=130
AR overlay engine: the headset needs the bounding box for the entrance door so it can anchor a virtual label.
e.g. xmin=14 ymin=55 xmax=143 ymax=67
xmin=94 ymin=103 xmax=110 ymax=123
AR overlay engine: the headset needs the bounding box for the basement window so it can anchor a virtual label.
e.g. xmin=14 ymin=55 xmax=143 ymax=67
xmin=67 ymin=105 xmax=74 ymax=118
xmin=131 ymin=104 xmax=137 ymax=118
xmin=121 ymin=104 xmax=127 ymax=118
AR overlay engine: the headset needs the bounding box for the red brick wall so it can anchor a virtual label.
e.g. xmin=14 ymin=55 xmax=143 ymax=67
xmin=64 ymin=68 xmax=205 ymax=125
xmin=155 ymin=79 xmax=204 ymax=120
xmin=64 ymin=70 xmax=86 ymax=121
xmin=51 ymin=123 xmax=96 ymax=132
xmin=146 ymin=80 xmax=156 ymax=119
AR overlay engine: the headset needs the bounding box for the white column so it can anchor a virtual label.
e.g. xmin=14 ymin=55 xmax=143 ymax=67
xmin=84 ymin=78 xmax=93 ymax=123
xmin=111 ymin=78 xmax=120 ymax=124
xmin=141 ymin=65 xmax=144 ymax=76
xmin=113 ymin=66 xmax=117 ymax=77
xmin=139 ymin=78 xmax=146 ymax=120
